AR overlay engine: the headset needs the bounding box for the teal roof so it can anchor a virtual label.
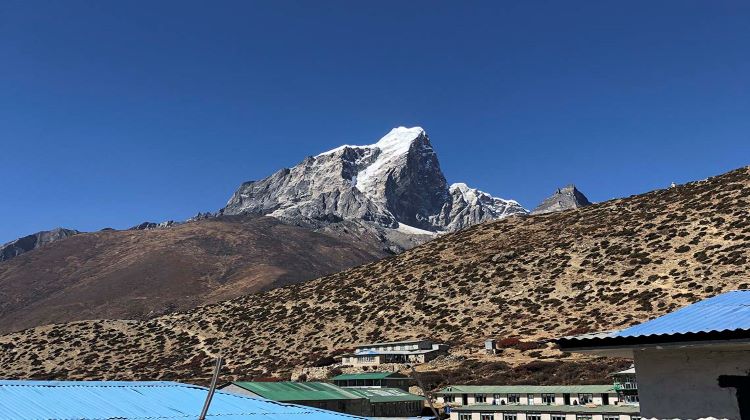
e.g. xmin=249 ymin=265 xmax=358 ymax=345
xmin=332 ymin=372 xmax=406 ymax=381
xmin=453 ymin=404 xmax=639 ymax=414
xmin=346 ymin=388 xmax=425 ymax=403
xmin=438 ymin=385 xmax=615 ymax=394
xmin=228 ymin=382 xmax=365 ymax=402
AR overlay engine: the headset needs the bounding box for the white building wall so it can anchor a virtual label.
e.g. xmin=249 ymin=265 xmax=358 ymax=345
xmin=450 ymin=411 xmax=634 ymax=420
xmin=633 ymin=346 xmax=747 ymax=419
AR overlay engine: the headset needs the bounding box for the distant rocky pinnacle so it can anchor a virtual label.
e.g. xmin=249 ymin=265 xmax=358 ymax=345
xmin=531 ymin=184 xmax=592 ymax=215
xmin=221 ymin=127 xmax=527 ymax=236
xmin=0 ymin=228 xmax=80 ymax=262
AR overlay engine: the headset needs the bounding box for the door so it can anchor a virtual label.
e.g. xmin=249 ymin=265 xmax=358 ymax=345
xmin=719 ymin=375 xmax=750 ymax=420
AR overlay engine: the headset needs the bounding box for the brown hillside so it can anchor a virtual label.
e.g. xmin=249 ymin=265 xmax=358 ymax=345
xmin=1 ymin=166 xmax=749 ymax=384
xmin=0 ymin=215 xmax=388 ymax=333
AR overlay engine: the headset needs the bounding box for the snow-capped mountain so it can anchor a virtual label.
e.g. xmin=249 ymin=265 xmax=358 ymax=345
xmin=446 ymin=183 xmax=527 ymax=231
xmin=222 ymin=127 xmax=527 ymax=240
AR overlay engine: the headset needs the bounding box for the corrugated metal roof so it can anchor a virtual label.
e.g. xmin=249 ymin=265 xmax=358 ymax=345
xmin=451 ymin=404 xmax=639 ymax=414
xmin=332 ymin=372 xmax=405 ymax=381
xmin=613 ymin=290 xmax=750 ymax=337
xmin=230 ymin=382 xmax=366 ymax=401
xmin=346 ymin=388 xmax=425 ymax=403
xmin=0 ymin=380 xmax=364 ymax=420
xmin=436 ymin=385 xmax=615 ymax=394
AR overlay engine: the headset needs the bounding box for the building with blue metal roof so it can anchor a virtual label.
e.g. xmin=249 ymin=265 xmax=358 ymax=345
xmin=557 ymin=290 xmax=750 ymax=420
xmin=0 ymin=380 xmax=365 ymax=420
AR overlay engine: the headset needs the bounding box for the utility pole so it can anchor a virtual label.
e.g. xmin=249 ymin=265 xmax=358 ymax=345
xmin=199 ymin=357 xmax=224 ymax=420
xmin=409 ymin=365 xmax=440 ymax=419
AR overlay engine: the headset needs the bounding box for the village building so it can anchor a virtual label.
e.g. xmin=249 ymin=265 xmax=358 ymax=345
xmin=332 ymin=371 xmax=413 ymax=391
xmin=348 ymin=387 xmax=426 ymax=417
xmin=557 ymin=290 xmax=750 ymax=420
xmin=435 ymin=385 xmax=620 ymax=407
xmin=0 ymin=380 xmax=361 ymax=420
xmin=219 ymin=381 xmax=370 ymax=416
xmin=448 ymin=403 xmax=640 ymax=420
xmin=220 ymin=381 xmax=425 ymax=417
xmin=610 ymin=367 xmax=638 ymax=405
xmin=340 ymin=339 xmax=448 ymax=366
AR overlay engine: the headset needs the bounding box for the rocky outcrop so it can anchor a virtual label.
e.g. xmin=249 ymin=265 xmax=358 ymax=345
xmin=129 ymin=221 xmax=177 ymax=230
xmin=440 ymin=183 xmax=527 ymax=230
xmin=222 ymin=127 xmax=526 ymax=235
xmin=531 ymin=185 xmax=592 ymax=215
xmin=0 ymin=228 xmax=80 ymax=262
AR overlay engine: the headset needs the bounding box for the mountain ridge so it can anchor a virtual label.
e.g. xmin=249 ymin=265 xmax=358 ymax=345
xmin=2 ymin=165 xmax=747 ymax=383
xmin=0 ymin=228 xmax=80 ymax=262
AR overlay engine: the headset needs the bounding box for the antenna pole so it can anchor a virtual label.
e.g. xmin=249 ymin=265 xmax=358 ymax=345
xmin=410 ymin=365 xmax=440 ymax=419
xmin=199 ymin=357 xmax=224 ymax=420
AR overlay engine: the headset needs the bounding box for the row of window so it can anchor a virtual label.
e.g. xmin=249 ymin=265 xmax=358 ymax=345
xmin=459 ymin=414 xmax=640 ymax=420
xmin=446 ymin=393 xmax=596 ymax=405
xmin=366 ymin=344 xmax=420 ymax=351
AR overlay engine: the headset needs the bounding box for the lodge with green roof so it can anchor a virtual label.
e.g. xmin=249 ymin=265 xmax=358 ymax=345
xmin=220 ymin=381 xmax=425 ymax=417
xmin=331 ymin=371 xmax=413 ymax=391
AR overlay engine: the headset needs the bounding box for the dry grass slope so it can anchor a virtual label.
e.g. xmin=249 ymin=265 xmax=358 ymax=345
xmin=0 ymin=215 xmax=388 ymax=333
xmin=1 ymin=166 xmax=749 ymax=384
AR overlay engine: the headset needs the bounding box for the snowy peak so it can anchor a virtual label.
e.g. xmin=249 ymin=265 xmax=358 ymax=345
xmin=222 ymin=127 xmax=524 ymax=241
xmin=531 ymin=184 xmax=592 ymax=215
xmin=450 ymin=183 xmax=524 ymax=209
xmin=443 ymin=183 xmax=528 ymax=231
xmin=316 ymin=126 xmax=424 ymax=158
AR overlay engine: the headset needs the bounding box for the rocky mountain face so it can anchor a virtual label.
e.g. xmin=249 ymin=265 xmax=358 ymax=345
xmin=0 ymin=228 xmax=80 ymax=262
xmin=531 ymin=184 xmax=592 ymax=215
xmin=222 ymin=127 xmax=527 ymax=235
xmin=3 ymin=165 xmax=749 ymax=383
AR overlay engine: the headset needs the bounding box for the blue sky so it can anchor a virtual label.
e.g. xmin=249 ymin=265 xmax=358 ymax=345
xmin=1 ymin=1 xmax=748 ymax=243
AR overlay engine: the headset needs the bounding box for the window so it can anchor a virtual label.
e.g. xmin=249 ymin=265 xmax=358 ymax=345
xmin=552 ymin=416 xmax=566 ymax=420
xmin=542 ymin=394 xmax=555 ymax=404
xmin=481 ymin=414 xmax=493 ymax=420
xmin=604 ymin=416 xmax=620 ymax=420
xmin=459 ymin=414 xmax=472 ymax=420
xmin=576 ymin=416 xmax=593 ymax=420
xmin=474 ymin=394 xmax=487 ymax=403
xmin=624 ymin=395 xmax=639 ymax=403
xmin=507 ymin=394 xmax=520 ymax=404
xmin=527 ymin=394 xmax=535 ymax=405
xmin=503 ymin=415 xmax=517 ymax=420
xmin=443 ymin=395 xmax=455 ymax=403
xmin=578 ymin=393 xmax=593 ymax=404
xmin=527 ymin=414 xmax=542 ymax=420
xmin=493 ymin=394 xmax=502 ymax=405
xmin=632 ymin=417 xmax=641 ymax=420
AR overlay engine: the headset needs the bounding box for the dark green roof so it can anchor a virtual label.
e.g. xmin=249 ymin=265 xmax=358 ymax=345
xmin=347 ymin=388 xmax=425 ymax=403
xmin=453 ymin=404 xmax=640 ymax=414
xmin=332 ymin=372 xmax=407 ymax=381
xmin=228 ymin=382 xmax=365 ymax=401
xmin=438 ymin=385 xmax=615 ymax=394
